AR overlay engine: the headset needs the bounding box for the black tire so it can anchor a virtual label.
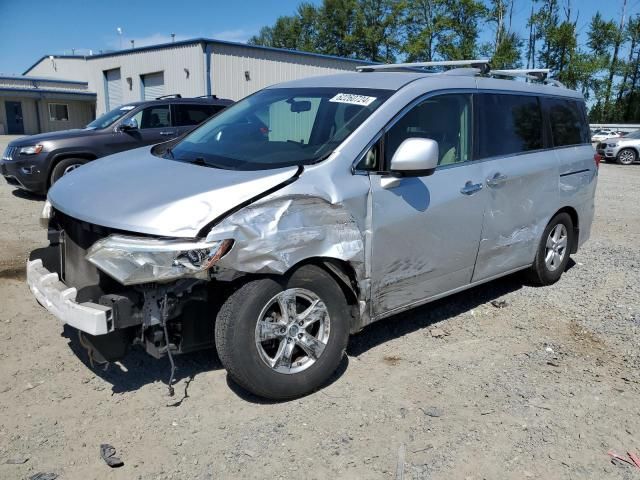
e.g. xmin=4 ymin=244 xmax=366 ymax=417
xmin=526 ymin=212 xmax=574 ymax=286
xmin=49 ymin=158 xmax=86 ymax=187
xmin=616 ymin=148 xmax=637 ymax=165
xmin=215 ymin=265 xmax=350 ymax=400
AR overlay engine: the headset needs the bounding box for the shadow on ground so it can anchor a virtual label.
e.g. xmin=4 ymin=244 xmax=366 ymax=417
xmin=60 ymin=268 xmax=560 ymax=399
xmin=11 ymin=188 xmax=44 ymax=202
xmin=62 ymin=324 xmax=220 ymax=395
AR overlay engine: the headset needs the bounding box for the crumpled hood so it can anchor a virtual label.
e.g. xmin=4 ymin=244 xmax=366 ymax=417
xmin=9 ymin=128 xmax=93 ymax=145
xmin=48 ymin=147 xmax=299 ymax=237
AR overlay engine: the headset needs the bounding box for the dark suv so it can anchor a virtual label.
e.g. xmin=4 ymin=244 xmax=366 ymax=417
xmin=1 ymin=95 xmax=232 ymax=194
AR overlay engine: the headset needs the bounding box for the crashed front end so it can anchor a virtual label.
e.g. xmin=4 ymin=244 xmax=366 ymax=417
xmin=27 ymin=195 xmax=367 ymax=367
xmin=28 ymin=203 xmax=236 ymax=365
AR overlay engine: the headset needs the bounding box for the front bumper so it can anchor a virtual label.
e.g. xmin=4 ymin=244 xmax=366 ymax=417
xmin=0 ymin=153 xmax=49 ymax=193
xmin=596 ymin=143 xmax=621 ymax=159
xmin=27 ymin=259 xmax=112 ymax=335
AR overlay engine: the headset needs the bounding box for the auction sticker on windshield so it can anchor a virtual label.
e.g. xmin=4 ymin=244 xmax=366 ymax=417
xmin=329 ymin=93 xmax=377 ymax=106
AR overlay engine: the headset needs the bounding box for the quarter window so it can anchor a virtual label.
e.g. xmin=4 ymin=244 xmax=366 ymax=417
xmin=48 ymin=103 xmax=69 ymax=121
xmin=545 ymin=98 xmax=590 ymax=147
xmin=131 ymin=105 xmax=171 ymax=129
xmin=384 ymin=94 xmax=472 ymax=167
xmin=476 ymin=94 xmax=543 ymax=159
xmin=173 ymin=104 xmax=222 ymax=127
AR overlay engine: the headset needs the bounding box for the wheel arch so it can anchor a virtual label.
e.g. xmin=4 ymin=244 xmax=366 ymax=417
xmin=47 ymin=152 xmax=98 ymax=187
xmin=222 ymin=257 xmax=364 ymax=334
xmin=550 ymin=206 xmax=579 ymax=254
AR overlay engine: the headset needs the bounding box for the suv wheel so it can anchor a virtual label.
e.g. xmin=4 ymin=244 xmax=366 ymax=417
xmin=617 ymin=148 xmax=637 ymax=165
xmin=50 ymin=158 xmax=86 ymax=187
xmin=526 ymin=212 xmax=574 ymax=286
xmin=215 ymin=265 xmax=350 ymax=400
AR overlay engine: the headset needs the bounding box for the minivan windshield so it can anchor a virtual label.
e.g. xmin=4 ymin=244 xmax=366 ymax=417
xmin=85 ymin=105 xmax=136 ymax=130
xmin=167 ymin=87 xmax=392 ymax=170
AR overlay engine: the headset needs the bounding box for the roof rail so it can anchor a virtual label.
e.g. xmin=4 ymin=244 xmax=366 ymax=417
xmin=156 ymin=94 xmax=182 ymax=100
xmin=357 ymin=61 xmax=565 ymax=88
xmin=356 ymin=59 xmax=490 ymax=73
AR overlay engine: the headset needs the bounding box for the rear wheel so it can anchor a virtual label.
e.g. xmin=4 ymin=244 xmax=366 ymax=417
xmin=50 ymin=158 xmax=86 ymax=188
xmin=617 ymin=148 xmax=637 ymax=165
xmin=527 ymin=213 xmax=574 ymax=286
xmin=215 ymin=265 xmax=350 ymax=400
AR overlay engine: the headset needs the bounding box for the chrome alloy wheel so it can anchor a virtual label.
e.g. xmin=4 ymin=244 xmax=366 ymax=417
xmin=619 ymin=149 xmax=636 ymax=165
xmin=545 ymin=224 xmax=568 ymax=272
xmin=254 ymin=288 xmax=330 ymax=374
xmin=63 ymin=163 xmax=82 ymax=175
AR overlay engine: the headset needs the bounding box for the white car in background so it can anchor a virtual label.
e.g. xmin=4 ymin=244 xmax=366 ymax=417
xmin=597 ymin=130 xmax=640 ymax=165
xmin=591 ymin=129 xmax=622 ymax=143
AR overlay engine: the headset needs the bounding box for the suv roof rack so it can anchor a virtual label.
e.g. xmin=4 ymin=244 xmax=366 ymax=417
xmin=155 ymin=94 xmax=182 ymax=100
xmin=196 ymin=94 xmax=218 ymax=99
xmin=357 ymin=61 xmax=565 ymax=88
xmin=356 ymin=59 xmax=490 ymax=73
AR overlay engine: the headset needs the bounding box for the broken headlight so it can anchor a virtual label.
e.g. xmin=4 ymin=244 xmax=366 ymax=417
xmin=86 ymin=235 xmax=233 ymax=285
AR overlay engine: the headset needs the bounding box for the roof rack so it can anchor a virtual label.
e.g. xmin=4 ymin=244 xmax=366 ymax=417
xmin=357 ymin=61 xmax=565 ymax=87
xmin=356 ymin=59 xmax=490 ymax=73
xmin=155 ymin=94 xmax=182 ymax=99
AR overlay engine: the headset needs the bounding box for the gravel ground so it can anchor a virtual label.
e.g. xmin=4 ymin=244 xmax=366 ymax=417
xmin=0 ymin=135 xmax=639 ymax=480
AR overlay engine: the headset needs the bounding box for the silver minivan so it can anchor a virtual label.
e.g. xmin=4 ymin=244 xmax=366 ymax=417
xmin=27 ymin=61 xmax=598 ymax=399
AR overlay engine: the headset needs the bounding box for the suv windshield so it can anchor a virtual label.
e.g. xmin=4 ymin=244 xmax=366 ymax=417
xmin=623 ymin=130 xmax=640 ymax=139
xmin=167 ymin=87 xmax=392 ymax=170
xmin=86 ymin=105 xmax=137 ymax=129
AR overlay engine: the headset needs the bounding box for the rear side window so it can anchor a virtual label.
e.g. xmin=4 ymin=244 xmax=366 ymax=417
xmin=544 ymin=98 xmax=590 ymax=147
xmin=173 ymin=104 xmax=221 ymax=127
xmin=476 ymin=94 xmax=543 ymax=159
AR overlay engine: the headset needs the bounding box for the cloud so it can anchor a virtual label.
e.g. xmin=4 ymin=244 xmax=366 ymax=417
xmin=106 ymin=33 xmax=190 ymax=50
xmin=211 ymin=29 xmax=253 ymax=43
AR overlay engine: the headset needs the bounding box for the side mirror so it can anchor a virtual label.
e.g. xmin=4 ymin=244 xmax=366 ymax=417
xmin=389 ymin=138 xmax=439 ymax=177
xmin=118 ymin=117 xmax=138 ymax=132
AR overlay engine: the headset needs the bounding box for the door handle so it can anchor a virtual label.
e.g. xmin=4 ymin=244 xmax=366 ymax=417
xmin=460 ymin=181 xmax=483 ymax=195
xmin=159 ymin=131 xmax=176 ymax=136
xmin=486 ymin=173 xmax=508 ymax=187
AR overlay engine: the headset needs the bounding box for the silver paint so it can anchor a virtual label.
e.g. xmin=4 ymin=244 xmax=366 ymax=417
xmin=44 ymin=71 xmax=596 ymax=331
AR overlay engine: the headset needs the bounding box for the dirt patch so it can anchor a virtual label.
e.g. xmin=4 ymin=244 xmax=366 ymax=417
xmin=0 ymin=163 xmax=638 ymax=479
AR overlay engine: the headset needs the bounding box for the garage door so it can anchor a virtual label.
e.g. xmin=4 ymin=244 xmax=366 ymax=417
xmin=142 ymin=72 xmax=165 ymax=100
xmin=104 ymin=68 xmax=122 ymax=110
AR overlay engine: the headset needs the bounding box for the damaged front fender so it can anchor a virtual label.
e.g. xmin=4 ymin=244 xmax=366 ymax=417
xmin=205 ymin=196 xmax=366 ymax=278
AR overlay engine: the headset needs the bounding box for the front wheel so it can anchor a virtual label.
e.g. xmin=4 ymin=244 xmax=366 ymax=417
xmin=215 ymin=265 xmax=350 ymax=400
xmin=526 ymin=212 xmax=574 ymax=286
xmin=50 ymin=158 xmax=86 ymax=188
xmin=617 ymin=148 xmax=637 ymax=165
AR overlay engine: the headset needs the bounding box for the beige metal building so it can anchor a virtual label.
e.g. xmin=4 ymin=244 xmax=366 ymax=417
xmin=0 ymin=75 xmax=95 ymax=135
xmin=24 ymin=38 xmax=372 ymax=116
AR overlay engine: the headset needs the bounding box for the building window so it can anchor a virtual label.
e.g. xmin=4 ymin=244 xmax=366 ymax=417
xmin=48 ymin=103 xmax=69 ymax=121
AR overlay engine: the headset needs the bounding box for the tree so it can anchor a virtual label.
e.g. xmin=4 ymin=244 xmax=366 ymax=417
xmin=436 ymin=0 xmax=487 ymax=60
xmin=352 ymin=0 xmax=404 ymax=62
xmin=402 ymin=0 xmax=448 ymax=62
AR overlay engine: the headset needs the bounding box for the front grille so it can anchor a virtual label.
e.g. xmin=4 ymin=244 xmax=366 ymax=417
xmin=597 ymin=143 xmax=606 ymax=150
xmin=1 ymin=146 xmax=17 ymax=161
xmin=54 ymin=210 xmax=122 ymax=302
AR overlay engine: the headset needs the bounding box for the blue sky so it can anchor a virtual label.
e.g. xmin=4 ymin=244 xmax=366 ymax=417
xmin=0 ymin=0 xmax=638 ymax=75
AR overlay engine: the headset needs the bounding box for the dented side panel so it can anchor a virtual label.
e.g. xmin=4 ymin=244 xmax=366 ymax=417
xmin=472 ymin=150 xmax=559 ymax=282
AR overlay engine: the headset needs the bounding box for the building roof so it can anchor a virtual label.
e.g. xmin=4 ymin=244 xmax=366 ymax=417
xmin=23 ymin=38 xmax=377 ymax=75
xmin=0 ymin=75 xmax=95 ymax=99
xmin=0 ymin=74 xmax=88 ymax=86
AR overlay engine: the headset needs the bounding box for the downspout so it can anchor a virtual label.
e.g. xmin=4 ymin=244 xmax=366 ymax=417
xmin=32 ymin=79 xmax=42 ymax=133
xmin=202 ymin=41 xmax=212 ymax=96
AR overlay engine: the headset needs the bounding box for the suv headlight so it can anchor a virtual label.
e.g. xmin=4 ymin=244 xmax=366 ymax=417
xmin=86 ymin=235 xmax=233 ymax=285
xmin=19 ymin=145 xmax=44 ymax=155
xmin=608 ymin=142 xmax=618 ymax=148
